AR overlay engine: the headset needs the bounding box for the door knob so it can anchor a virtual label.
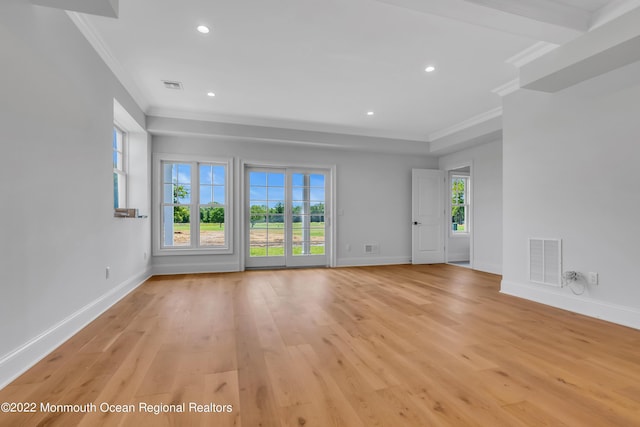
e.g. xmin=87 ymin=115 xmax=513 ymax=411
xmin=413 ymin=221 xmax=421 ymax=225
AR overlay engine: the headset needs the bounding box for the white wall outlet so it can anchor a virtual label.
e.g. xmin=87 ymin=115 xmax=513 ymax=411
xmin=346 ymin=244 xmax=351 ymax=252
xmin=144 ymin=251 xmax=147 ymax=260
xmin=588 ymin=272 xmax=598 ymax=286
xmin=105 ymin=267 xmax=110 ymax=279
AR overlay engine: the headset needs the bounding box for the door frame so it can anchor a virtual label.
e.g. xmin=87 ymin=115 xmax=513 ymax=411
xmin=444 ymin=161 xmax=473 ymax=268
xmin=240 ymin=159 xmax=337 ymax=270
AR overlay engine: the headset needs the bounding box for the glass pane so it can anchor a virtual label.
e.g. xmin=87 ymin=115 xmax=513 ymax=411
xmin=292 ymin=201 xmax=305 ymax=214
xmin=163 ymin=206 xmax=190 ymax=247
xmin=163 ymin=163 xmax=174 ymax=183
xmin=310 ymin=203 xmax=324 ymax=215
xmin=114 ymin=152 xmax=122 ymax=171
xmin=213 ymin=166 xmax=225 ymax=185
xmin=267 ymin=245 xmax=285 ymax=256
xmin=200 ymin=207 xmax=225 ymax=246
xmin=268 ymin=201 xmax=285 ymax=212
xmin=213 ymin=186 xmax=225 ymax=205
xmin=116 ymin=173 xmax=126 ymax=208
xmin=163 ymin=184 xmax=173 ymax=203
xmin=310 ymin=188 xmax=324 ymax=202
xmin=250 ymin=171 xmax=267 ymax=186
xmin=200 ymin=186 xmax=212 ymax=204
xmin=267 ymin=186 xmax=284 ymax=201
xmin=200 ymin=165 xmax=212 ymax=185
xmin=175 ymin=184 xmax=191 ymax=204
xmin=113 ymin=173 xmax=120 ymax=209
xmin=310 ymin=215 xmax=324 ymax=226
xmin=310 ymin=174 xmax=324 ymax=187
xmin=292 ymin=173 xmax=304 ymax=187
xmin=268 ymin=214 xmax=284 ymax=225
xmin=292 ymin=187 xmax=304 ymax=201
xmin=250 ymin=228 xmax=267 ymax=250
xmin=250 ymin=186 xmax=267 ymax=200
xmin=177 ymin=164 xmax=191 ymax=184
xmin=452 ymin=206 xmax=466 ymax=232
xmin=250 ymin=202 xmax=267 ymax=227
xmin=267 ymin=173 xmax=284 ymax=186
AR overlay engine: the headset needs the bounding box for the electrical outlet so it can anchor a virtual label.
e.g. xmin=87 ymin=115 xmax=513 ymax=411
xmin=588 ymin=272 xmax=598 ymax=286
xmin=105 ymin=267 xmax=110 ymax=279
xmin=346 ymin=244 xmax=351 ymax=252
xmin=144 ymin=252 xmax=147 ymax=260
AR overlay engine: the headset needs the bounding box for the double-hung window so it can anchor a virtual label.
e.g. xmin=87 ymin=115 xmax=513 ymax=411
xmin=158 ymin=156 xmax=232 ymax=254
xmin=451 ymin=175 xmax=469 ymax=234
xmin=113 ymin=126 xmax=127 ymax=209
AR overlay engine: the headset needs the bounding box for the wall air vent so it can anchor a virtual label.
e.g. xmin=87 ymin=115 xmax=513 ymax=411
xmin=162 ymin=80 xmax=183 ymax=90
xmin=529 ymin=238 xmax=562 ymax=287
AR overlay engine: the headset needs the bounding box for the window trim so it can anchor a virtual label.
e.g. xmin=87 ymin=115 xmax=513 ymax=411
xmin=450 ymin=174 xmax=470 ymax=236
xmin=153 ymin=153 xmax=233 ymax=256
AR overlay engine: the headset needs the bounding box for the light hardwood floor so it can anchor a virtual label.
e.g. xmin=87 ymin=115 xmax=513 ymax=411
xmin=1 ymin=264 xmax=640 ymax=426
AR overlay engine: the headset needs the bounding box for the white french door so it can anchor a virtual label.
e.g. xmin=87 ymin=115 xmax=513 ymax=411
xmin=245 ymin=167 xmax=329 ymax=268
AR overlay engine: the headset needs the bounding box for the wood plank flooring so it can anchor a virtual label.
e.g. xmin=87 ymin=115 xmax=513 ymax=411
xmin=1 ymin=264 xmax=640 ymax=426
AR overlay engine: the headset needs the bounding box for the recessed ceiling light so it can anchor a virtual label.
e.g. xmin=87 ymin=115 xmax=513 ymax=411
xmin=197 ymin=25 xmax=210 ymax=34
xmin=425 ymin=66 xmax=436 ymax=73
xmin=207 ymin=92 xmax=216 ymax=97
xmin=367 ymin=111 xmax=374 ymax=116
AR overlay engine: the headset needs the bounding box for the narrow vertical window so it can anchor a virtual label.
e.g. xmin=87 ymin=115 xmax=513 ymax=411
xmin=451 ymin=175 xmax=469 ymax=234
xmin=113 ymin=126 xmax=127 ymax=209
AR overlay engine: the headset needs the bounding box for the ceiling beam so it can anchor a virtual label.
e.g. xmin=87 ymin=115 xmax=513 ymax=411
xmin=31 ymin=0 xmax=118 ymax=18
xmin=520 ymin=6 xmax=640 ymax=92
xmin=375 ymin=0 xmax=583 ymax=43
xmin=146 ymin=116 xmax=431 ymax=156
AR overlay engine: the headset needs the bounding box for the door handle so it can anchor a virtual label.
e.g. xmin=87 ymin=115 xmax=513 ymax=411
xmin=413 ymin=221 xmax=421 ymax=225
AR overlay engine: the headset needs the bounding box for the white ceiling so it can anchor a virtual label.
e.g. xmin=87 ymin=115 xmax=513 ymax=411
xmin=73 ymin=0 xmax=623 ymax=143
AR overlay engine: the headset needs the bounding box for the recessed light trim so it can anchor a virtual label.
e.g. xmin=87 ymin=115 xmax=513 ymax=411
xmin=197 ymin=25 xmax=210 ymax=34
xmin=207 ymin=92 xmax=216 ymax=97
xmin=425 ymin=66 xmax=436 ymax=73
xmin=367 ymin=111 xmax=374 ymax=116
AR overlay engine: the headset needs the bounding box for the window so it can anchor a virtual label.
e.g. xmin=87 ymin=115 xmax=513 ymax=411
xmin=113 ymin=126 xmax=127 ymax=208
xmin=451 ymin=175 xmax=469 ymax=234
xmin=158 ymin=156 xmax=231 ymax=253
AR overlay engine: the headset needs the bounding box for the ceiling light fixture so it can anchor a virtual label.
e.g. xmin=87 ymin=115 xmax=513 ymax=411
xmin=207 ymin=92 xmax=216 ymax=97
xmin=425 ymin=66 xmax=436 ymax=73
xmin=367 ymin=111 xmax=374 ymax=116
xmin=197 ymin=25 xmax=210 ymax=34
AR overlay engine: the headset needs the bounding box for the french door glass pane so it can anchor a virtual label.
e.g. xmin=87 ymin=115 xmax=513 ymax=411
xmin=291 ymin=173 xmax=326 ymax=257
xmin=249 ymin=172 xmax=285 ymax=257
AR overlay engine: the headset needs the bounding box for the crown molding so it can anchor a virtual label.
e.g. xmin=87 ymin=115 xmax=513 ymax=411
xmin=428 ymin=106 xmax=502 ymax=142
xmin=492 ymin=78 xmax=520 ymax=96
xmin=506 ymin=41 xmax=560 ymax=68
xmin=66 ymin=11 xmax=149 ymax=111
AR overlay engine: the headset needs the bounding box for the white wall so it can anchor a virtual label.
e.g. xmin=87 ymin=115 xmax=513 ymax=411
xmin=501 ymin=59 xmax=640 ymax=329
xmin=438 ymin=140 xmax=503 ymax=274
xmin=152 ymin=135 xmax=437 ymax=273
xmin=0 ymin=1 xmax=151 ymax=388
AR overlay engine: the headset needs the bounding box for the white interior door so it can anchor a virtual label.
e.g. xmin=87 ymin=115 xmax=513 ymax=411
xmin=246 ymin=167 xmax=329 ymax=268
xmin=412 ymin=169 xmax=444 ymax=264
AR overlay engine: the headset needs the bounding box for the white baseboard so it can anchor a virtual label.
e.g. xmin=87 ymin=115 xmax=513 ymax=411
xmin=337 ymin=256 xmax=411 ymax=267
xmin=152 ymin=262 xmax=240 ymax=275
xmin=472 ymin=262 xmax=502 ymax=275
xmin=501 ymin=279 xmax=640 ymax=330
xmin=0 ymin=269 xmax=152 ymax=390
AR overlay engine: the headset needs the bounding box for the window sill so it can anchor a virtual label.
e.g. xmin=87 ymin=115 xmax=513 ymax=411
xmin=153 ymin=248 xmax=233 ymax=256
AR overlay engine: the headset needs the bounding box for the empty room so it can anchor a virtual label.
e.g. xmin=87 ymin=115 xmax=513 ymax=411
xmin=1 ymin=0 xmax=640 ymax=425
